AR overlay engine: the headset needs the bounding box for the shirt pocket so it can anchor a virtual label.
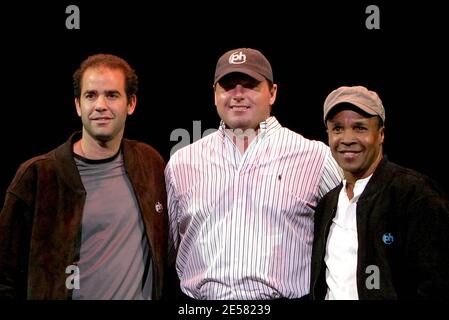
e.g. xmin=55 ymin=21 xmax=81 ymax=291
xmin=256 ymin=170 xmax=317 ymax=219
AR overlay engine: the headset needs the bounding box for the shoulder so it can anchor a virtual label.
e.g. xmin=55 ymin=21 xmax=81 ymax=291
xmin=123 ymin=139 xmax=165 ymax=165
xmin=279 ymin=127 xmax=330 ymax=150
xmin=14 ymin=147 xmax=59 ymax=180
xmin=274 ymin=128 xmax=332 ymax=164
xmin=6 ymin=146 xmax=59 ymax=200
xmin=168 ymin=131 xmax=219 ymax=163
xmin=388 ymin=161 xmax=434 ymax=186
xmin=385 ymin=160 xmax=447 ymax=199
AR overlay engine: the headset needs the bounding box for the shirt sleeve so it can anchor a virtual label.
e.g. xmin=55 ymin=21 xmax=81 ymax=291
xmin=318 ymin=148 xmax=343 ymax=198
xmin=164 ymin=161 xmax=180 ymax=263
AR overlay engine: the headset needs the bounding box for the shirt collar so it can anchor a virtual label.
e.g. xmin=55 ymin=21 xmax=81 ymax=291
xmin=342 ymin=174 xmax=373 ymax=201
xmin=218 ymin=116 xmax=281 ymax=141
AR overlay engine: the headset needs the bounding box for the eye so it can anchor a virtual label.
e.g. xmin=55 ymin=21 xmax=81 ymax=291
xmin=219 ymin=83 xmax=236 ymax=91
xmin=84 ymin=92 xmax=96 ymax=100
xmin=241 ymin=80 xmax=259 ymax=89
xmin=218 ymin=77 xmax=260 ymax=91
xmin=331 ymin=126 xmax=343 ymax=133
xmin=106 ymin=92 xmax=120 ymax=99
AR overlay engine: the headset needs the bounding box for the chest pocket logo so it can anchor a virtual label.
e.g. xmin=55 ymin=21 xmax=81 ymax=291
xmin=382 ymin=233 xmax=394 ymax=245
xmin=155 ymin=201 xmax=164 ymax=213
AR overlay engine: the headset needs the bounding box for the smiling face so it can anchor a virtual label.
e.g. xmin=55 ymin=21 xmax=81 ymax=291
xmin=214 ymin=73 xmax=277 ymax=131
xmin=327 ymin=109 xmax=384 ymax=182
xmin=75 ymin=66 xmax=136 ymax=145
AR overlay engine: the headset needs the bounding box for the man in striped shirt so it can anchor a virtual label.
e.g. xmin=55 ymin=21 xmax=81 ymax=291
xmin=165 ymin=48 xmax=342 ymax=300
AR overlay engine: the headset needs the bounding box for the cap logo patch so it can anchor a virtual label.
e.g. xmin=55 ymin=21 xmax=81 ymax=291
xmin=229 ymin=51 xmax=246 ymax=64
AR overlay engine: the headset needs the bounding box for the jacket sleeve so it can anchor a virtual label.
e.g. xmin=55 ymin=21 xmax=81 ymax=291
xmin=0 ymin=191 xmax=32 ymax=299
xmin=405 ymin=185 xmax=449 ymax=299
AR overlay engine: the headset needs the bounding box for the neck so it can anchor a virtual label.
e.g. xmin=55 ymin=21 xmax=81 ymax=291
xmin=74 ymin=130 xmax=122 ymax=160
xmin=346 ymin=153 xmax=383 ymax=184
xmin=344 ymin=153 xmax=384 ymax=200
xmin=345 ymin=181 xmax=355 ymax=200
xmin=226 ymin=128 xmax=259 ymax=154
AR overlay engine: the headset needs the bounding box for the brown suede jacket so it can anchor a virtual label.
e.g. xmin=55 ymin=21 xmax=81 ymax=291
xmin=0 ymin=133 xmax=168 ymax=299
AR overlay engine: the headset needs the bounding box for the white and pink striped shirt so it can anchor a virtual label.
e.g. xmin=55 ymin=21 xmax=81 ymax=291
xmin=165 ymin=117 xmax=342 ymax=299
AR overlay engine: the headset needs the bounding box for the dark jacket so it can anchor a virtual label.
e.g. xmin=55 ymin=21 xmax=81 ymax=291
xmin=0 ymin=133 xmax=168 ymax=299
xmin=310 ymin=157 xmax=449 ymax=299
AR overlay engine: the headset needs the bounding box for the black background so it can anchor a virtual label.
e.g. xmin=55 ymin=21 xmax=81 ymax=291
xmin=1 ymin=0 xmax=448 ymax=314
xmin=1 ymin=1 xmax=448 ymax=203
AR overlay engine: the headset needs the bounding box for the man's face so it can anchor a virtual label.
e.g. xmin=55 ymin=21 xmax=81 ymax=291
xmin=214 ymin=73 xmax=277 ymax=132
xmin=327 ymin=109 xmax=384 ymax=180
xmin=75 ymin=66 xmax=136 ymax=143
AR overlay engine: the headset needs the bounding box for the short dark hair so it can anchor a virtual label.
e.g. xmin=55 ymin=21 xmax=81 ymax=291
xmin=73 ymin=54 xmax=138 ymax=102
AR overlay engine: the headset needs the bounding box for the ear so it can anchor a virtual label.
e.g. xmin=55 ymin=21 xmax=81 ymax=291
xmin=379 ymin=126 xmax=385 ymax=144
xmin=75 ymin=97 xmax=81 ymax=117
xmin=127 ymin=95 xmax=137 ymax=115
xmin=213 ymin=84 xmax=218 ymax=107
xmin=269 ymin=84 xmax=278 ymax=106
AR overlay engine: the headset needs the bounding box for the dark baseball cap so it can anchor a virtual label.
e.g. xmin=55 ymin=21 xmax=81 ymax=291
xmin=214 ymin=48 xmax=273 ymax=85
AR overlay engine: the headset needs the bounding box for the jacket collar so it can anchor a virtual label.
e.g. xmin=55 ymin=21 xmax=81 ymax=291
xmin=358 ymin=156 xmax=392 ymax=203
xmin=54 ymin=132 xmax=137 ymax=194
xmin=320 ymin=156 xmax=392 ymax=217
xmin=54 ymin=132 xmax=86 ymax=195
xmin=121 ymin=137 xmax=144 ymax=189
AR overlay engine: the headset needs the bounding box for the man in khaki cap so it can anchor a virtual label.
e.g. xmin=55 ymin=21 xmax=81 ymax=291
xmin=165 ymin=48 xmax=343 ymax=300
xmin=310 ymin=85 xmax=449 ymax=299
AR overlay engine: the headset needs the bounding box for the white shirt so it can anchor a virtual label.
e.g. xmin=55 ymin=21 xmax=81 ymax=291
xmin=324 ymin=175 xmax=372 ymax=300
xmin=165 ymin=117 xmax=342 ymax=299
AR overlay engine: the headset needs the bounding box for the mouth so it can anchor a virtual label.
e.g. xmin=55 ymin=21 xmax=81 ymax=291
xmin=339 ymin=150 xmax=361 ymax=154
xmin=91 ymin=117 xmax=113 ymax=124
xmin=229 ymin=105 xmax=250 ymax=112
xmin=339 ymin=150 xmax=361 ymax=160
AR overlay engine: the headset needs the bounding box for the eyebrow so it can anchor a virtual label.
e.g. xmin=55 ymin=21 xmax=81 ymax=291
xmin=329 ymin=119 xmax=370 ymax=127
xmin=104 ymin=90 xmax=121 ymax=95
xmin=352 ymin=120 xmax=369 ymax=126
xmin=83 ymin=89 xmax=121 ymax=95
xmin=219 ymin=77 xmax=261 ymax=86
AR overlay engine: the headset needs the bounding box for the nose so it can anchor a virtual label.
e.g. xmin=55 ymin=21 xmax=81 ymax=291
xmin=340 ymin=131 xmax=357 ymax=146
xmin=341 ymin=140 xmax=356 ymax=147
xmin=94 ymin=95 xmax=108 ymax=111
xmin=232 ymin=84 xmax=245 ymax=101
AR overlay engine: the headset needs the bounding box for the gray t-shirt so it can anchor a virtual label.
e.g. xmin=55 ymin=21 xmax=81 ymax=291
xmin=72 ymin=151 xmax=152 ymax=300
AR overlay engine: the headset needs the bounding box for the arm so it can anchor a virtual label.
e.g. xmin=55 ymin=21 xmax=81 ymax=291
xmin=0 ymin=192 xmax=32 ymax=299
xmin=163 ymin=161 xmax=182 ymax=300
xmin=405 ymin=184 xmax=449 ymax=299
xmin=318 ymin=148 xmax=343 ymax=198
xmin=165 ymin=162 xmax=180 ymax=265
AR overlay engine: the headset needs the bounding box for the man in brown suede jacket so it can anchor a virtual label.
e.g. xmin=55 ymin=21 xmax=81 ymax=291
xmin=0 ymin=54 xmax=168 ymax=299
